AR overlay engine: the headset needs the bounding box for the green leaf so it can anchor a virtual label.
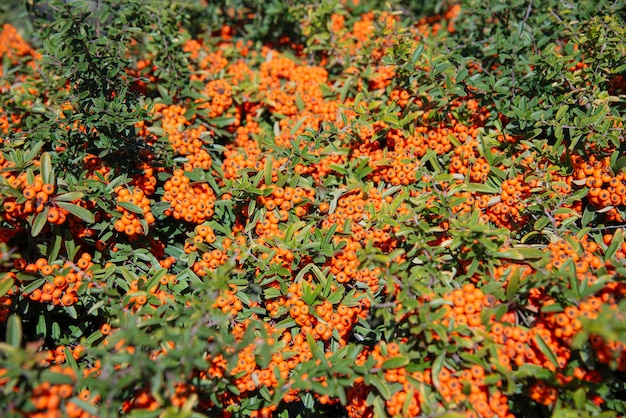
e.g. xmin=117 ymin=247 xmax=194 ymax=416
xmin=40 ymin=370 xmax=74 ymax=385
xmin=431 ymin=353 xmax=445 ymax=390
xmin=382 ymin=355 xmax=410 ymax=370
xmin=264 ymin=155 xmax=273 ymax=186
xmin=306 ymin=332 xmax=326 ymax=362
xmin=412 ymin=44 xmax=424 ymax=66
xmin=31 ymin=207 xmax=50 ymax=237
xmin=605 ymin=228 xmax=624 ymax=262
xmin=367 ymin=375 xmax=392 ymax=400
xmin=498 ymin=247 xmax=545 ymax=260
xmin=118 ymin=201 xmax=144 ymax=214
xmin=40 ymin=152 xmax=54 ymax=185
xmin=505 ymin=267 xmax=521 ymax=302
xmin=581 ymin=205 xmax=595 ymax=226
xmin=64 ymin=346 xmax=80 ymax=377
xmin=22 ymin=278 xmax=45 ymax=294
xmin=56 ymin=202 xmax=95 ymax=223
xmin=612 ymin=156 xmax=626 ymax=174
xmin=0 ymin=275 xmax=13 ymax=297
xmin=534 ymin=333 xmax=559 ymax=369
xmin=6 ymin=314 xmax=22 ymax=347
xmin=573 ymin=387 xmax=586 ymax=411
xmin=53 ymin=192 xmax=85 ymax=202
xmin=579 ymin=104 xmax=609 ymax=128
xmin=555 ymin=104 xmax=569 ymax=121
xmin=464 ymin=183 xmax=499 ymax=194
xmin=70 ymin=396 xmax=101 ymax=416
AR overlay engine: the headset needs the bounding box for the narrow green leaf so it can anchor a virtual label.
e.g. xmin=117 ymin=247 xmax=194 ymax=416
xmin=67 ymin=398 xmax=99 ymax=416
xmin=605 ymin=228 xmax=624 ymax=262
xmin=118 ymin=201 xmax=144 ymax=214
xmin=0 ymin=275 xmax=13 ymax=297
xmin=22 ymin=278 xmax=45 ymax=294
xmin=555 ymin=105 xmax=568 ymax=121
xmin=612 ymin=156 xmax=626 ymax=174
xmin=40 ymin=152 xmax=54 ymax=185
xmin=505 ymin=267 xmax=521 ymax=302
xmin=464 ymin=183 xmax=499 ymax=194
xmin=40 ymin=370 xmax=74 ymax=385
xmin=56 ymin=202 xmax=95 ymax=223
xmin=64 ymin=347 xmax=80 ymax=376
xmin=6 ymin=314 xmax=22 ymax=347
xmin=306 ymin=332 xmax=326 ymax=362
xmin=382 ymin=355 xmax=410 ymax=370
xmin=412 ymin=44 xmax=425 ymax=66
xmin=573 ymin=387 xmax=586 ymax=410
xmin=53 ymin=192 xmax=85 ymax=202
xmin=264 ymin=155 xmax=273 ymax=186
xmin=31 ymin=207 xmax=50 ymax=237
xmin=367 ymin=375 xmax=392 ymax=400
xmin=431 ymin=353 xmax=445 ymax=389
xmin=534 ymin=333 xmax=559 ymax=368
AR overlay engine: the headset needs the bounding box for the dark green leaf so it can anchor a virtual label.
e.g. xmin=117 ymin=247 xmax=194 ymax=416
xmin=56 ymin=202 xmax=95 ymax=223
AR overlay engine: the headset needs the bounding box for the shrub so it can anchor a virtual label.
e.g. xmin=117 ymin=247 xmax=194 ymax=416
xmin=1 ymin=0 xmax=625 ymax=417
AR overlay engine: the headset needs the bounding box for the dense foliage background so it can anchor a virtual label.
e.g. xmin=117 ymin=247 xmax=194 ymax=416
xmin=1 ymin=0 xmax=625 ymax=417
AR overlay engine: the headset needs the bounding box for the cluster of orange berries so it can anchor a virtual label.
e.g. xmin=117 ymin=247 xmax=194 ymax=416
xmin=328 ymin=237 xmax=362 ymax=284
xmin=198 ymin=78 xmax=233 ymax=118
xmin=194 ymin=247 xmax=230 ymax=277
xmin=368 ymin=149 xmax=420 ymax=186
xmin=124 ymin=276 xmax=175 ymax=312
xmin=18 ymin=253 xmax=93 ymax=307
xmin=449 ymin=133 xmax=483 ymax=173
xmin=489 ymin=175 xmax=530 ymax=226
xmin=528 ymin=379 xmax=558 ymax=406
xmin=198 ymin=50 xmax=229 ymax=76
xmin=388 ymin=88 xmax=412 ymax=109
xmin=255 ymin=244 xmax=294 ymax=275
xmin=221 ymin=133 xmax=262 ymax=179
xmin=257 ymin=185 xmax=311 ymax=214
xmin=129 ymin=163 xmax=159 ymax=195
xmin=213 ymin=286 xmax=244 ymax=315
xmin=157 ymin=103 xmax=188 ymax=132
xmin=82 ymin=154 xmax=111 ymax=181
xmin=573 ymin=154 xmax=626 ymax=221
xmin=155 ymin=104 xmax=215 ymax=171
xmin=0 ymin=364 xmax=100 ymax=418
xmin=2 ymin=2 xmax=626 ymax=416
xmin=40 ymin=344 xmax=85 ymax=367
xmin=491 ymin=263 xmax=533 ymax=287
xmin=0 ymin=164 xmax=64 ymax=225
xmin=0 ymin=23 xmax=40 ymax=63
xmin=437 ymin=364 xmax=512 ymax=418
xmin=439 ymin=283 xmax=491 ymax=329
xmin=412 ymin=3 xmax=461 ymax=36
xmin=253 ymin=209 xmax=290 ymax=239
xmin=24 ymin=365 xmax=94 ymax=418
xmin=591 ymin=332 xmax=626 ymax=371
xmin=414 ymin=123 xmax=458 ymax=156
xmin=185 ymin=223 xmax=217 ymax=252
xmin=348 ymin=342 xmax=424 ymax=417
xmin=318 ymin=188 xmax=404 ymax=251
xmin=544 ymin=236 xmax=603 ymax=277
xmin=202 ymin=323 xmax=300 ymax=407
xmin=121 ymin=388 xmax=160 ymax=414
xmin=113 ymin=186 xmax=155 ymax=237
xmin=162 ymin=169 xmax=216 ymax=223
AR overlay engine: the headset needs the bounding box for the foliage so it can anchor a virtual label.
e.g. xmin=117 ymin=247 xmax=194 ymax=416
xmin=0 ymin=0 xmax=625 ymax=417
